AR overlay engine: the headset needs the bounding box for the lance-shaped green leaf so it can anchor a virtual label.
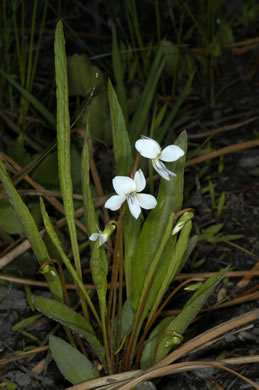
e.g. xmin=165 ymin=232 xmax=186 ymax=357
xmin=50 ymin=335 xmax=100 ymax=385
xmin=40 ymin=198 xmax=101 ymax=328
xmin=131 ymin=131 xmax=187 ymax=310
xmin=140 ymin=316 xmax=174 ymax=369
xmin=152 ymin=267 xmax=228 ymax=365
xmin=91 ymin=241 xmax=108 ymax=324
xmin=81 ymin=119 xmax=98 ymax=235
xmin=136 ymin=222 xmax=192 ymax=337
xmin=108 ymin=79 xmax=133 ymax=176
xmin=137 ymin=212 xmax=175 ymax=314
xmin=0 ymin=159 xmax=63 ymax=302
xmin=33 ymin=296 xmax=105 ymax=366
xmin=120 ymin=298 xmax=135 ymax=341
xmin=123 ymin=210 xmax=141 ymax=297
xmin=55 ymin=21 xmax=82 ymax=280
xmin=90 ymin=235 xmax=111 ymax=373
xmin=146 ymin=215 xmax=194 ymax=323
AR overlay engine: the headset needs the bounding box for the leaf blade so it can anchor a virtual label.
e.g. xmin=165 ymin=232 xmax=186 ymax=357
xmin=55 ymin=20 xmax=82 ymax=280
xmin=34 ymin=296 xmax=105 ymax=366
xmin=108 ymin=79 xmax=133 ymax=176
xmin=49 ymin=335 xmax=100 ymax=385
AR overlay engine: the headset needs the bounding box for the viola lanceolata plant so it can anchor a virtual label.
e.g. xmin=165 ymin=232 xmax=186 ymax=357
xmin=0 ymin=21 xmax=228 ymax=388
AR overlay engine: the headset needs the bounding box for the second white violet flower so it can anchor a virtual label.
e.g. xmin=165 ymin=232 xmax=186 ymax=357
xmin=104 ymin=169 xmax=157 ymax=219
xmin=135 ymin=136 xmax=184 ymax=181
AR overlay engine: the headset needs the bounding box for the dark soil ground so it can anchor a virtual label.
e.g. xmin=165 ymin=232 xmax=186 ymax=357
xmin=1 ymin=3 xmax=259 ymax=390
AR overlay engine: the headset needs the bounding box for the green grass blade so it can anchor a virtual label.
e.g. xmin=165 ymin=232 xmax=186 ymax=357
xmin=0 ymin=68 xmax=56 ymax=126
xmin=112 ymin=24 xmax=128 ymax=120
xmin=54 ymin=21 xmax=82 ymax=280
xmin=0 ymin=159 xmax=63 ymax=301
xmin=108 ymin=79 xmax=133 ymax=175
xmin=157 ymin=71 xmax=194 ymax=142
xmin=129 ymin=44 xmax=165 ymax=143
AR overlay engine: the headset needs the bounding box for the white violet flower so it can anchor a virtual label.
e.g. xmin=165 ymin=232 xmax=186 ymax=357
xmin=104 ymin=169 xmax=157 ymax=219
xmin=89 ymin=224 xmax=116 ymax=247
xmin=135 ymin=136 xmax=184 ymax=181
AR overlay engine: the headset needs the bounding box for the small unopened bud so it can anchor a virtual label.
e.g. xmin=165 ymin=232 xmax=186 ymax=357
xmin=172 ymin=211 xmax=193 ymax=236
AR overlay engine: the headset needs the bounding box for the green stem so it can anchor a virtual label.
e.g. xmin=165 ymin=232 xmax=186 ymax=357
xmin=107 ymin=204 xmax=125 ymax=372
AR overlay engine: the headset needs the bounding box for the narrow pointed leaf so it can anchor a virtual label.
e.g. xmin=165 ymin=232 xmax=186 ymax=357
xmin=123 ymin=210 xmax=141 ymax=297
xmin=140 ymin=317 xmax=174 ymax=369
xmin=146 ymin=219 xmax=193 ymax=323
xmin=81 ymin=120 xmax=98 ymax=234
xmin=108 ymin=80 xmax=133 ymax=175
xmin=120 ymin=298 xmax=136 ymax=341
xmin=91 ymin=240 xmax=108 ymax=323
xmin=55 ymin=21 xmax=81 ymax=279
xmin=154 ymin=267 xmax=228 ymax=363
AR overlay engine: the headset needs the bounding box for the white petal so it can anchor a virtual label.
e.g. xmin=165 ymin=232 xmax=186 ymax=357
xmin=136 ymin=193 xmax=157 ymax=209
xmin=112 ymin=176 xmax=136 ymax=195
xmin=127 ymin=193 xmax=141 ymax=219
xmin=89 ymin=233 xmax=100 ymax=241
xmin=104 ymin=195 xmax=126 ymax=210
xmin=98 ymin=234 xmax=108 ymax=246
xmin=134 ymin=169 xmax=146 ymax=192
xmin=135 ymin=138 xmax=161 ymax=159
xmin=152 ymin=159 xmax=176 ymax=180
xmin=160 ymin=145 xmax=184 ymax=162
